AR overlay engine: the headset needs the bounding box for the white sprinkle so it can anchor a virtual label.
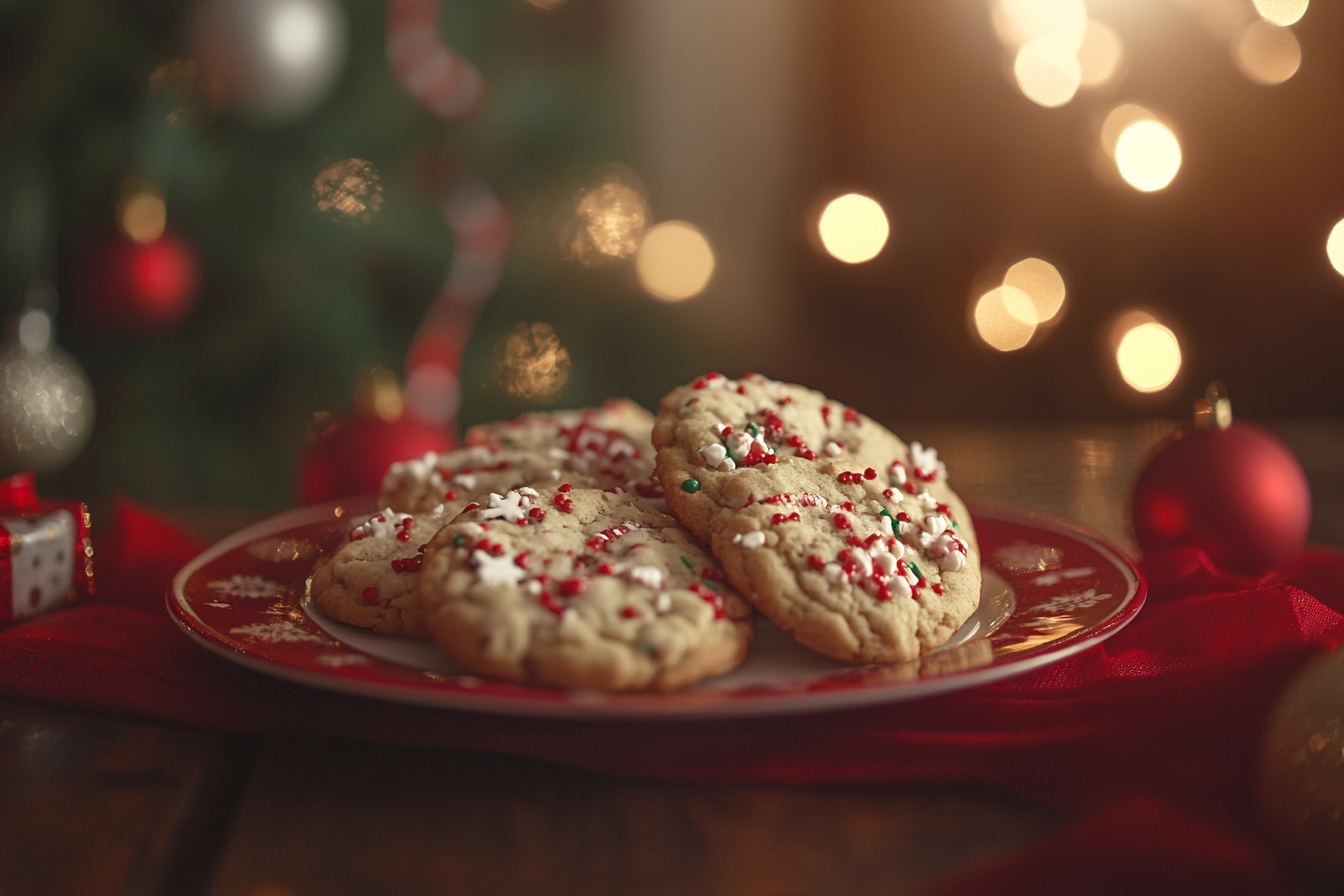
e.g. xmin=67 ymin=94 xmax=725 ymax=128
xmin=460 ymin=522 xmax=484 ymax=537
xmin=823 ymin=562 xmax=845 ymax=583
xmin=923 ymin=515 xmax=948 ymax=536
xmin=740 ymin=531 xmax=766 ymax=549
xmin=628 ymin=566 xmax=663 ymax=589
xmin=473 ymin=551 xmax=525 ymax=587
xmin=517 ymin=487 xmax=539 ymax=497
xmin=890 ymin=575 xmax=913 ymax=599
xmin=655 ymin=593 xmax=671 ymax=614
xmin=714 ymin=422 xmax=730 ymax=435
xmin=524 ymin=580 xmax=542 ymax=596
xmin=940 ymin=551 xmax=967 ymax=572
xmin=547 ymin=447 xmax=570 ymax=460
xmin=824 ymin=441 xmax=843 ymax=457
xmin=452 ymin=473 xmax=478 ymax=490
xmin=699 ymin=443 xmax=728 ymax=466
xmin=875 ymin=552 xmax=898 ymax=576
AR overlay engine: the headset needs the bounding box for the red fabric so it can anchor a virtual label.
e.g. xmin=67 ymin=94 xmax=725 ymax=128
xmin=1 ymin=501 xmax=1341 ymax=892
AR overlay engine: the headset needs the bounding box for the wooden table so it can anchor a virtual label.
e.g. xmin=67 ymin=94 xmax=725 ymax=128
xmin=3 ymin=421 xmax=1341 ymax=896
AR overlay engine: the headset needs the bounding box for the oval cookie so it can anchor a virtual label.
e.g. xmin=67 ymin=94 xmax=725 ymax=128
xmin=419 ymin=486 xmax=754 ymax=691
xmin=309 ymin=504 xmax=453 ymax=636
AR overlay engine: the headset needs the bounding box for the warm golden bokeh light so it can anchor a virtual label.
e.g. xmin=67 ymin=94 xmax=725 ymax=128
xmin=636 ymin=221 xmax=716 ymax=301
xmin=993 ymin=0 xmax=1088 ymax=49
xmin=120 ymin=192 xmax=167 ymax=244
xmin=494 ymin=322 xmax=572 ymax=402
xmin=1325 ymin=218 xmax=1344 ymax=277
xmin=566 ymin=178 xmax=649 ymax=265
xmin=1003 ymin=257 xmax=1066 ymax=323
xmin=312 ymin=158 xmax=383 ymax=225
xmin=1115 ymin=319 xmax=1182 ymax=393
xmin=1115 ymin=120 xmax=1181 ymax=192
xmin=1100 ymin=104 xmax=1153 ymax=157
xmin=974 ymin=286 xmax=1037 ymax=351
xmin=1014 ymin=39 xmax=1082 ymax=107
xmin=1233 ymin=20 xmax=1301 ymax=85
xmin=817 ymin=193 xmax=890 ymax=263
xmin=1077 ymin=21 xmax=1123 ymax=87
xmin=1253 ymin=0 xmax=1308 ymax=27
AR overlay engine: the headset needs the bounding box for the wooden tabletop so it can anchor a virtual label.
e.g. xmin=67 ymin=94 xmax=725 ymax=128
xmin=3 ymin=420 xmax=1341 ymax=896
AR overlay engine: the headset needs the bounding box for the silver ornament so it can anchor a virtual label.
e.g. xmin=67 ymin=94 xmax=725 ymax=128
xmin=190 ymin=0 xmax=348 ymax=122
xmin=0 ymin=330 xmax=94 ymax=476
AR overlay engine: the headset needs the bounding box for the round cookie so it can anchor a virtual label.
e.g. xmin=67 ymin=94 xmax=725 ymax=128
xmin=418 ymin=485 xmax=754 ymax=691
xmin=652 ymin=372 xmax=979 ymax=663
xmin=380 ymin=419 xmax=656 ymax=517
xmin=466 ymin=399 xmax=655 ymax=457
xmin=710 ymin=461 xmax=980 ymax=663
xmin=309 ymin=504 xmax=453 ymax=636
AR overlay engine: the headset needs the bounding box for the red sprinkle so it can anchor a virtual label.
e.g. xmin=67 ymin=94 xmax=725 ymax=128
xmin=443 ymin=490 xmax=459 ymax=501
xmin=701 ymin=568 xmax=725 ymax=582
xmin=391 ymin=558 xmax=404 ymax=571
xmin=876 ymin=583 xmax=893 ymax=602
xmin=692 ymin=379 xmax=707 ymax=390
xmin=903 ymin=482 xmax=917 ymax=494
xmin=821 ymin=406 xmax=832 ymax=424
xmin=897 ymin=512 xmax=912 ymax=522
xmin=736 ymin=385 xmax=747 ymax=395
xmin=863 ymin=468 xmax=877 ymax=480
xmin=559 ymin=483 xmax=572 ymax=492
xmin=932 ymin=583 xmax=945 ymax=595
xmin=847 ymin=536 xmax=864 ymax=547
xmin=397 ymin=530 xmax=411 ymax=542
xmin=936 ymin=503 xmax=950 ymax=515
xmin=539 ymin=592 xmax=565 ymax=616
xmin=553 ymin=493 xmax=574 ymax=513
xmin=833 ymin=513 xmax=851 ymax=530
xmin=515 ymin=552 xmax=530 ymax=569
xmin=621 ymin=606 xmax=638 ymax=619
xmin=844 ymin=407 xmax=859 ymax=423
xmin=842 ymin=502 xmax=855 ymax=512
xmin=598 ymin=563 xmax=615 ymax=575
xmin=882 ymin=489 xmax=895 ymax=499
xmin=529 ymin=507 xmax=547 ymax=521
xmin=807 ymin=555 xmax=826 ymax=570
xmin=559 ymin=578 xmax=588 ymax=597
xmin=864 ymin=533 xmax=882 ymax=547
xmin=463 ymin=502 xmax=481 ymax=512
xmin=361 ymin=585 xmax=378 ymax=603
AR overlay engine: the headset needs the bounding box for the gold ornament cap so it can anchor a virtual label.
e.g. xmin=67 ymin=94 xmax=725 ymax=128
xmin=1193 ymin=381 xmax=1232 ymax=431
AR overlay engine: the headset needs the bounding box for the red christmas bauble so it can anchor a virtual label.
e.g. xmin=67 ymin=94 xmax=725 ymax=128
xmin=298 ymin=415 xmax=454 ymax=505
xmin=77 ymin=231 xmax=199 ymax=334
xmin=1132 ymin=421 xmax=1311 ymax=576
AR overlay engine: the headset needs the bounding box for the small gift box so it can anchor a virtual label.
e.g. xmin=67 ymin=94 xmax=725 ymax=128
xmin=0 ymin=471 xmax=92 ymax=623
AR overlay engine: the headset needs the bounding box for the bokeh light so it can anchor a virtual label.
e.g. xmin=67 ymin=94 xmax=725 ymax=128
xmin=635 ymin=221 xmax=715 ymax=301
xmin=973 ymin=286 xmax=1037 ymax=351
xmin=1114 ymin=315 xmax=1182 ymax=393
xmin=312 ymin=158 xmax=383 ymax=225
xmin=1253 ymin=0 xmax=1308 ymax=27
xmin=1014 ymin=39 xmax=1082 ymax=107
xmin=1077 ymin=21 xmax=1123 ymax=87
xmin=993 ymin=0 xmax=1088 ymax=49
xmin=148 ymin=59 xmax=210 ymax=128
xmin=1003 ymin=257 xmax=1066 ymax=323
xmin=494 ymin=322 xmax=571 ymax=402
xmin=817 ymin=193 xmax=890 ymax=263
xmin=565 ymin=176 xmax=648 ymax=265
xmin=1100 ymin=104 xmax=1154 ymax=157
xmin=1233 ymin=20 xmax=1301 ymax=85
xmin=1115 ymin=120 xmax=1181 ymax=192
xmin=120 ymin=191 xmax=167 ymax=244
xmin=1325 ymin=218 xmax=1344 ymax=277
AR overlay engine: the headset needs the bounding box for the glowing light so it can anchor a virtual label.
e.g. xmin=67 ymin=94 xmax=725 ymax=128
xmin=494 ymin=322 xmax=571 ymax=402
xmin=566 ymin=177 xmax=648 ymax=265
xmin=1100 ymin=104 xmax=1154 ymax=157
xmin=1014 ymin=39 xmax=1082 ymax=107
xmin=993 ymin=0 xmax=1088 ymax=49
xmin=1115 ymin=120 xmax=1181 ymax=192
xmin=1077 ymin=21 xmax=1123 ymax=87
xmin=1253 ymin=0 xmax=1308 ymax=27
xmin=817 ymin=193 xmax=890 ymax=264
xmin=974 ymin=286 xmax=1037 ymax=351
xmin=1325 ymin=219 xmax=1344 ymax=277
xmin=269 ymin=1 xmax=326 ymax=68
xmin=120 ymin=191 xmax=167 ymax=244
xmin=635 ymin=221 xmax=715 ymax=301
xmin=354 ymin=367 xmax=404 ymax=423
xmin=1003 ymin=258 xmax=1066 ymax=323
xmin=1115 ymin=319 xmax=1182 ymax=393
xmin=313 ymin=159 xmax=383 ymax=225
xmin=1233 ymin=20 xmax=1301 ymax=85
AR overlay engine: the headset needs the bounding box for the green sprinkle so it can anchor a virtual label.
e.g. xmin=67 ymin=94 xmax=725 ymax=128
xmin=682 ymin=478 xmax=701 ymax=493
xmin=679 ymin=556 xmax=693 ymax=570
xmin=637 ymin=643 xmax=656 ymax=656
xmin=703 ymin=581 xmax=719 ymax=591
xmin=453 ymin=535 xmax=465 ymax=547
xmin=951 ymin=521 xmax=958 ymax=529
xmin=746 ymin=422 xmax=760 ymax=436
xmin=909 ymin=561 xmax=923 ymax=580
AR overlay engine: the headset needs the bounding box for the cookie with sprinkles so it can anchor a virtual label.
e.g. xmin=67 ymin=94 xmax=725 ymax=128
xmin=652 ymin=372 xmax=979 ymax=662
xmin=309 ymin=503 xmax=454 ymax=637
xmin=418 ymin=485 xmax=754 ymax=691
xmin=465 ymin=398 xmax=656 ymax=457
xmin=380 ymin=422 xmax=656 ymax=518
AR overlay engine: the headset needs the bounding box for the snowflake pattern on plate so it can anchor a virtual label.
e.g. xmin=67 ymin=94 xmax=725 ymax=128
xmin=1034 ymin=589 xmax=1113 ymax=614
xmin=229 ymin=621 xmax=328 ymax=644
xmin=1033 ymin=567 xmax=1096 ymax=586
xmin=208 ymin=575 xmax=287 ymax=600
xmin=995 ymin=542 xmax=1063 ymax=572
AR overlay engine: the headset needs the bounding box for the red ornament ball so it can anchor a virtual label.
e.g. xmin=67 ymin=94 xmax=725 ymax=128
xmin=298 ymin=415 xmax=454 ymax=505
xmin=77 ymin=230 xmax=199 ymax=334
xmin=1132 ymin=421 xmax=1311 ymax=576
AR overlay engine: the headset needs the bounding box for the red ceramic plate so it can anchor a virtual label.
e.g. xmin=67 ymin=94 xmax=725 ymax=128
xmin=168 ymin=501 xmax=1145 ymax=718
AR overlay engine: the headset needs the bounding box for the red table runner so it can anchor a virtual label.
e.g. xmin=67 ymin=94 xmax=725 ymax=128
xmin=2 ymin=501 xmax=1341 ymax=893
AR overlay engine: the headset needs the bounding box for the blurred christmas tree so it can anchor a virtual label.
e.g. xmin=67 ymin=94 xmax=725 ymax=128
xmin=0 ymin=0 xmax=648 ymax=512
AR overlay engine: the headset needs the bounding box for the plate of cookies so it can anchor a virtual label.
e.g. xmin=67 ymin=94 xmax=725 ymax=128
xmin=169 ymin=374 xmax=1146 ymax=718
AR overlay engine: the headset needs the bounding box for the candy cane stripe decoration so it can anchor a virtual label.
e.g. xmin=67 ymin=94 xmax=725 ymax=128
xmin=387 ymin=0 xmax=485 ymax=119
